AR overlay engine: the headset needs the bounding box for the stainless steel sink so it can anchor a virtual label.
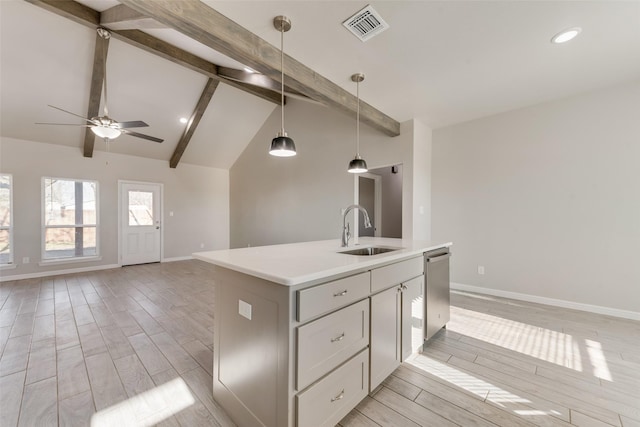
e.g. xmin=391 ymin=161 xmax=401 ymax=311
xmin=338 ymin=246 xmax=401 ymax=256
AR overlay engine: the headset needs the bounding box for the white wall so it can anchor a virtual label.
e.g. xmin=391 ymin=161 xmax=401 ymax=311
xmin=412 ymin=119 xmax=432 ymax=241
xmin=0 ymin=137 xmax=229 ymax=279
xmin=229 ymin=98 xmax=431 ymax=248
xmin=432 ymin=81 xmax=640 ymax=313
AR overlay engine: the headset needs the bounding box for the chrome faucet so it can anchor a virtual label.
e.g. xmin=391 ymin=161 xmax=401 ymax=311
xmin=341 ymin=204 xmax=372 ymax=247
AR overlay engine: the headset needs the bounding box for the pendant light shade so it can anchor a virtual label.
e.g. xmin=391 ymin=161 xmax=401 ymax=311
xmin=348 ymin=155 xmax=368 ymax=173
xmin=269 ymin=16 xmax=296 ymax=157
xmin=348 ymin=73 xmax=367 ymax=173
xmin=270 ymin=132 xmax=296 ymax=157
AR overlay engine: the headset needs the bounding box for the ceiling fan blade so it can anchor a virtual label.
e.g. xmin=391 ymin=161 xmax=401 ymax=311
xmin=47 ymin=105 xmax=96 ymax=124
xmin=116 ymin=120 xmax=149 ymax=129
xmin=122 ymin=129 xmax=163 ymax=143
xmin=35 ymin=122 xmax=93 ymax=127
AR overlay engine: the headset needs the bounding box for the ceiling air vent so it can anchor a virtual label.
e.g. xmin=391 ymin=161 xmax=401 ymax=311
xmin=342 ymin=5 xmax=389 ymax=42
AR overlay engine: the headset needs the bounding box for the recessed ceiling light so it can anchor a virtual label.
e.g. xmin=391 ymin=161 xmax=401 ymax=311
xmin=551 ymin=27 xmax=582 ymax=44
xmin=179 ymin=117 xmax=188 ymax=124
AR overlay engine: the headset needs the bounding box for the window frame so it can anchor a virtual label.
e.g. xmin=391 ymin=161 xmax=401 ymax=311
xmin=0 ymin=173 xmax=13 ymax=267
xmin=41 ymin=176 xmax=100 ymax=263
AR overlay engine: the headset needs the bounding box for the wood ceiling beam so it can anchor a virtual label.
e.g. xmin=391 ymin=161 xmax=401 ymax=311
xmin=170 ymin=78 xmax=219 ymax=168
xmin=100 ymin=4 xmax=164 ymax=30
xmin=83 ymin=31 xmax=109 ymax=158
xmin=217 ymin=66 xmax=307 ymax=99
xmin=23 ymin=0 xmax=282 ymax=105
xmin=118 ymin=0 xmax=401 ymax=137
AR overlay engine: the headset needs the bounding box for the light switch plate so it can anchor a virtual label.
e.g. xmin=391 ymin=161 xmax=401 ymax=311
xmin=239 ymin=299 xmax=252 ymax=320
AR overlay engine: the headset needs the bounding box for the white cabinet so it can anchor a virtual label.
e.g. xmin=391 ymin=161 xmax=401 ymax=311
xmin=297 ymin=299 xmax=369 ymax=390
xmin=296 ymin=349 xmax=369 ymax=427
xmin=371 ymin=256 xmax=423 ymax=293
xmin=369 ymin=258 xmax=425 ymax=392
xmin=297 ymin=272 xmax=370 ymax=322
xmin=370 ymin=285 xmax=401 ymax=390
xmin=401 ymin=276 xmax=424 ymax=360
xmin=210 ymin=248 xmax=448 ymax=427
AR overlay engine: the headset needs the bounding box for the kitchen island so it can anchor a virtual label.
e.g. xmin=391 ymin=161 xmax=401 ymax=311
xmin=194 ymin=237 xmax=452 ymax=427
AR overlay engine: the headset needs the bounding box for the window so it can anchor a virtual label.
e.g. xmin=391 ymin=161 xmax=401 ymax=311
xmin=0 ymin=174 xmax=12 ymax=265
xmin=43 ymin=178 xmax=98 ymax=260
xmin=128 ymin=190 xmax=154 ymax=226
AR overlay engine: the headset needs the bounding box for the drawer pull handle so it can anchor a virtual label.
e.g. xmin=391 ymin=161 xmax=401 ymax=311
xmin=331 ymin=390 xmax=345 ymax=402
xmin=331 ymin=333 xmax=345 ymax=343
xmin=333 ymin=290 xmax=348 ymax=297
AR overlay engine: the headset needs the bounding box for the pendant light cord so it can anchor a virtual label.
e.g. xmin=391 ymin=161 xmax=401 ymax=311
xmin=280 ymin=26 xmax=285 ymax=135
xmin=356 ymin=79 xmax=360 ymax=156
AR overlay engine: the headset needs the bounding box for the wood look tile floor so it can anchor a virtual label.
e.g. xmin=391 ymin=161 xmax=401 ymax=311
xmin=1 ymin=260 xmax=638 ymax=427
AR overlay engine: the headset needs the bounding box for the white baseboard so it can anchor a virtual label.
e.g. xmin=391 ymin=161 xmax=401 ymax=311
xmin=161 ymin=256 xmax=193 ymax=263
xmin=451 ymin=282 xmax=640 ymax=321
xmin=0 ymin=264 xmax=121 ymax=282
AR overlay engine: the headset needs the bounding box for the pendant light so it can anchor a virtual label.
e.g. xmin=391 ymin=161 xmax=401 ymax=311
xmin=269 ymin=15 xmax=296 ymax=157
xmin=348 ymin=73 xmax=368 ymax=173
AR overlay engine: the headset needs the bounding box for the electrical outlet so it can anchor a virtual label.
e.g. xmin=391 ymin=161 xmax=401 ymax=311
xmin=169 ymin=211 xmax=174 ymax=217
xmin=478 ymin=265 xmax=485 ymax=275
xmin=22 ymin=257 xmax=30 ymax=264
xmin=200 ymin=243 xmax=204 ymax=249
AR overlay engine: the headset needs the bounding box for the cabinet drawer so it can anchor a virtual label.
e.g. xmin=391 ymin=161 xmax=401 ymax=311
xmin=297 ymin=271 xmax=370 ymax=322
xmin=297 ymin=349 xmax=369 ymax=427
xmin=297 ymin=299 xmax=369 ymax=390
xmin=371 ymin=256 xmax=423 ymax=293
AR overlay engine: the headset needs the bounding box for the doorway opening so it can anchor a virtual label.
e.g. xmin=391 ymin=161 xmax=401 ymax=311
xmin=357 ymin=164 xmax=403 ymax=238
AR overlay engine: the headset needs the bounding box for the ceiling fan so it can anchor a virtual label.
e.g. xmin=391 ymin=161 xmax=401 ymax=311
xmin=36 ymin=28 xmax=163 ymax=143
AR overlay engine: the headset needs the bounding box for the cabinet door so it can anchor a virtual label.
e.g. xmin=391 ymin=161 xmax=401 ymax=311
xmin=370 ymin=286 xmax=401 ymax=391
xmin=401 ymin=276 xmax=424 ymax=361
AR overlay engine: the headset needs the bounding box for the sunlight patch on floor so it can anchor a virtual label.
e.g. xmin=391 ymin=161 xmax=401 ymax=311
xmin=407 ymin=354 xmax=528 ymax=404
xmin=408 ymin=354 xmax=563 ymax=418
xmin=90 ymin=378 xmax=194 ymax=427
xmin=448 ymin=307 xmax=583 ymax=371
xmin=585 ymin=339 xmax=613 ymax=381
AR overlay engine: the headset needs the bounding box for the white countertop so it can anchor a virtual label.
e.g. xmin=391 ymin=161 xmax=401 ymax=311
xmin=193 ymin=237 xmax=452 ymax=286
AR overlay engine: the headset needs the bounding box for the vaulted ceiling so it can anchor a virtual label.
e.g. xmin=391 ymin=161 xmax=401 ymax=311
xmin=1 ymin=1 xmax=639 ymax=169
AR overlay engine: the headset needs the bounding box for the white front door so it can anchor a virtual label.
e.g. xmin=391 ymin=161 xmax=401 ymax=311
xmin=120 ymin=182 xmax=162 ymax=266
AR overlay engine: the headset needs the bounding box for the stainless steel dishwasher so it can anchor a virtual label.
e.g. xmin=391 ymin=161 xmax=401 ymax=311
xmin=424 ymin=249 xmax=451 ymax=341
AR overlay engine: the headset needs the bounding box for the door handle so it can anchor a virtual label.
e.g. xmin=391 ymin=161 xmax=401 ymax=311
xmin=155 ymin=226 xmax=160 ymax=229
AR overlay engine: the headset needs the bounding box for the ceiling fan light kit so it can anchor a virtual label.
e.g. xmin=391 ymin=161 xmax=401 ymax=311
xmin=91 ymin=124 xmax=121 ymax=139
xmin=269 ymin=15 xmax=297 ymax=157
xmin=36 ymin=27 xmax=164 ymax=144
xmin=348 ymin=73 xmax=368 ymax=174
